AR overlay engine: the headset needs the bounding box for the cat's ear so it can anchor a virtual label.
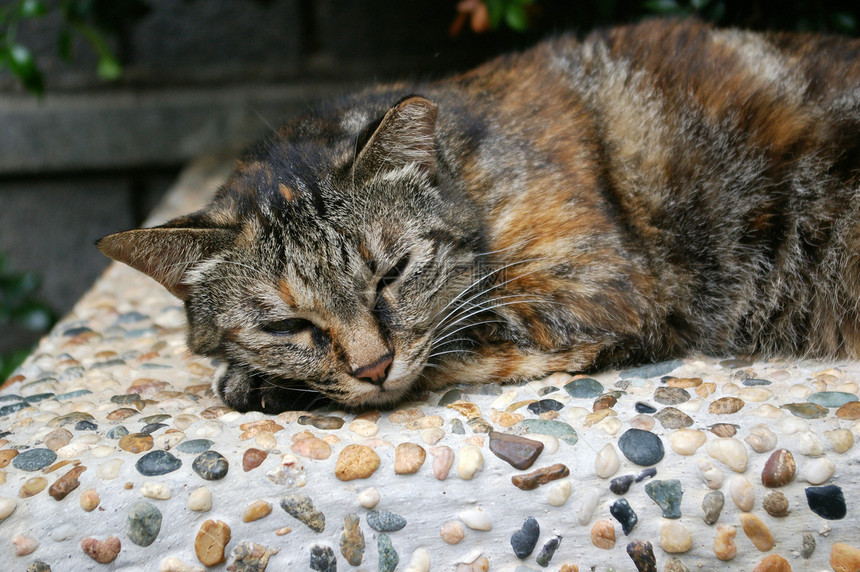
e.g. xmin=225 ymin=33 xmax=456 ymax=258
xmin=353 ymin=95 xmax=438 ymax=183
xmin=97 ymin=226 xmax=235 ymax=300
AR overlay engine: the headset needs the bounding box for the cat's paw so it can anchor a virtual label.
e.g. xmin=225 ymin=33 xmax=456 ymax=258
xmin=212 ymin=363 xmax=328 ymax=413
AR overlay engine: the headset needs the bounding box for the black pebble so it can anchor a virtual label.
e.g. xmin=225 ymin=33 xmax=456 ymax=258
xmin=636 ymin=467 xmax=657 ymax=482
xmin=618 ymin=428 xmax=665 ymax=466
xmin=805 ymin=485 xmax=846 ymax=520
xmin=634 ymin=402 xmax=657 ymax=414
xmin=610 ymin=499 xmax=639 ymax=535
xmin=309 ymin=545 xmax=336 ymax=572
xmin=140 ymin=422 xmax=167 ymax=435
xmin=610 ymin=474 xmax=635 ymax=495
xmin=626 ymin=540 xmax=657 ymax=572
xmin=74 ymin=420 xmax=98 ymax=431
xmin=510 ymin=516 xmax=540 ymax=558
xmin=535 ymin=535 xmax=562 ymax=567
xmin=527 ymin=399 xmax=564 ymax=415
xmin=192 ymin=450 xmax=229 ymax=481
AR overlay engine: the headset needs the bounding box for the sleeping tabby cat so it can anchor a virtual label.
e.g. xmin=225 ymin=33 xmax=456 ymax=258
xmin=98 ymin=18 xmax=860 ymax=413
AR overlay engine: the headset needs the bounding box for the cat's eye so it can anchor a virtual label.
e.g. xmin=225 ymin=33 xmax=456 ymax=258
xmin=261 ymin=318 xmax=313 ymax=335
xmin=377 ymin=254 xmax=411 ymax=291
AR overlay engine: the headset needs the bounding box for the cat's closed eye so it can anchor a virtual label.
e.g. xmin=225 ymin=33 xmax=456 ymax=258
xmin=376 ymin=254 xmax=411 ymax=292
xmin=261 ymin=318 xmax=314 ymax=336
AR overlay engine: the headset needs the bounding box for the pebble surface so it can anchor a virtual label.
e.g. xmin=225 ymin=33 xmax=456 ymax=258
xmin=0 ymin=179 xmax=857 ymax=570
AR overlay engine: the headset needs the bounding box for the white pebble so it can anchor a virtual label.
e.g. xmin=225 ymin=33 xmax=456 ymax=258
xmin=745 ymin=424 xmax=778 ymax=453
xmin=57 ymin=439 xmax=96 ymax=458
xmin=788 ymin=384 xmax=814 ymax=400
xmin=706 ymin=437 xmax=748 ymax=472
xmin=220 ymin=411 xmax=242 ymax=423
xmin=525 ymin=434 xmax=559 ymax=454
xmin=141 ymin=482 xmax=172 ymax=500
xmin=547 ymin=480 xmax=572 ymax=506
xmin=155 ymin=431 xmax=185 ymax=450
xmin=629 ymin=414 xmax=656 ymax=431
xmin=90 ymin=445 xmax=116 ymax=458
xmin=825 ymin=429 xmax=854 ymax=454
xmin=597 ymin=416 xmax=622 ymax=436
xmin=173 ymin=414 xmax=198 ymax=431
xmin=659 ymin=520 xmax=693 ymax=553
xmin=676 ymin=397 xmax=703 ymax=413
xmin=348 ymin=419 xmax=379 ymax=437
xmin=668 ymin=429 xmax=707 ymax=455
xmin=0 ymin=497 xmax=16 ymax=521
xmin=738 ymin=387 xmax=773 ymax=402
xmin=97 ymin=458 xmax=124 ymax=480
xmin=595 ymin=443 xmax=620 ymax=478
xmin=729 ymin=475 xmax=755 ymax=511
xmin=458 ymin=507 xmax=492 ymax=531
xmin=457 ymin=445 xmax=484 ymax=480
xmin=776 ymin=416 xmax=809 ymax=436
xmin=750 ymin=404 xmax=783 ymax=419
xmin=564 ymin=406 xmax=590 ymax=424
xmin=404 ymin=547 xmax=431 ymax=572
xmin=50 ymin=523 xmax=76 ymax=541
xmin=195 ymin=420 xmax=223 ymax=438
xmin=698 ymin=458 xmax=724 ymax=489
xmin=804 ymin=457 xmax=836 ymax=485
xmin=254 ymin=431 xmax=278 ymax=451
xmin=836 ymin=381 xmax=859 ymax=394
xmin=490 ymin=389 xmax=518 ymax=410
xmin=798 ymin=431 xmax=825 ymax=457
xmin=358 ymin=487 xmax=380 ymax=509
xmin=721 ymin=383 xmax=742 ymax=395
xmin=188 ymin=487 xmax=213 ymax=512
xmin=159 ymin=556 xmax=205 ymax=572
xmin=577 ymin=489 xmax=600 ymax=525
xmin=420 ymin=428 xmax=445 ymax=446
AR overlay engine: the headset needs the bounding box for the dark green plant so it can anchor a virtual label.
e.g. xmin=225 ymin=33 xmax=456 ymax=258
xmin=0 ymin=253 xmax=56 ymax=380
xmin=0 ymin=0 xmax=150 ymax=94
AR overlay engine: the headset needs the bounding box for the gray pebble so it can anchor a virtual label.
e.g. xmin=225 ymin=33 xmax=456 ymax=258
xmin=378 ymin=534 xmax=399 ymax=572
xmin=175 ymin=439 xmax=214 ymax=454
xmin=366 ymin=510 xmax=406 ymax=532
xmin=135 ymin=450 xmax=182 ymax=476
xmin=309 ymin=545 xmax=336 ymax=572
xmin=127 ymin=501 xmax=162 ymax=547
xmin=510 ymin=516 xmax=540 ymax=559
xmin=12 ymin=448 xmax=57 ymax=471
xmin=702 ymin=491 xmax=725 ymax=525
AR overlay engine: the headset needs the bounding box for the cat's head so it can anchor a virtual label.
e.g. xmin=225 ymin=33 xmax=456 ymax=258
xmin=99 ymin=96 xmax=485 ymax=411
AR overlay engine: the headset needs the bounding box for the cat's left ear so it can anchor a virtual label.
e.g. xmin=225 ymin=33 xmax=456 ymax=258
xmin=97 ymin=226 xmax=236 ymax=300
xmin=353 ymin=95 xmax=438 ymax=183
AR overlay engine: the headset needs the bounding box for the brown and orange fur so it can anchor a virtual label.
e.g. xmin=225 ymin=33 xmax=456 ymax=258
xmin=99 ymin=19 xmax=860 ymax=412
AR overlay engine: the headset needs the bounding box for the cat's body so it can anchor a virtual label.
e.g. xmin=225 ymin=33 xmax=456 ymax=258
xmin=99 ymin=19 xmax=860 ymax=412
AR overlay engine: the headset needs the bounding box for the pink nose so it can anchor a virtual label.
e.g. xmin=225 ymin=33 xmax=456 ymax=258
xmin=352 ymin=354 xmax=394 ymax=386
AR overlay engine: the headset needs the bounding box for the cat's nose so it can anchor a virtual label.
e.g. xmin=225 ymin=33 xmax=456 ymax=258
xmin=352 ymin=353 xmax=394 ymax=386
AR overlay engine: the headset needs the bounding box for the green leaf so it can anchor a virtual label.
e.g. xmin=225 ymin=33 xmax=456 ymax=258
xmin=504 ymin=2 xmax=529 ymax=32
xmin=19 ymin=0 xmax=48 ymax=18
xmin=97 ymin=54 xmax=121 ymax=79
xmin=5 ymin=44 xmax=44 ymax=94
xmin=486 ymin=0 xmax=506 ymax=30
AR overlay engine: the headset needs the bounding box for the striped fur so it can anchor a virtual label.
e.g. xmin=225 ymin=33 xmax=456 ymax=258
xmin=99 ymin=19 xmax=860 ymax=412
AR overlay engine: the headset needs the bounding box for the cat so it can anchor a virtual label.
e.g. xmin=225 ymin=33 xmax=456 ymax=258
xmin=98 ymin=18 xmax=860 ymax=413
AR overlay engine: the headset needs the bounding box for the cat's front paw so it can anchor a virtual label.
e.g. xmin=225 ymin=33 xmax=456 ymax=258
xmin=212 ymin=363 xmax=329 ymax=413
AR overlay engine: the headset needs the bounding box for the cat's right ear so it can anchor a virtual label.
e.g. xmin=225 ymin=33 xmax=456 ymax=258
xmin=353 ymin=95 xmax=438 ymax=184
xmin=97 ymin=227 xmax=235 ymax=300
